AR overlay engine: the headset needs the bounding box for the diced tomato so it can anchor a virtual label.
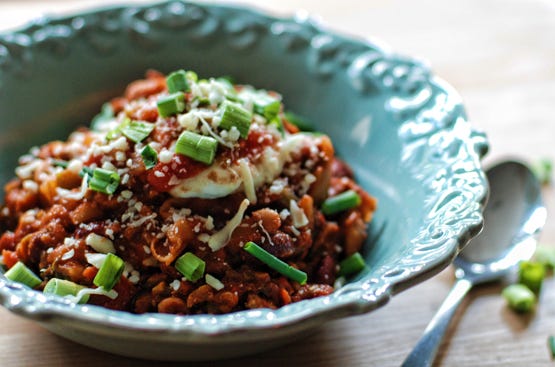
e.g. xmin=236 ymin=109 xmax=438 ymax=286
xmin=2 ymin=250 xmax=19 ymax=269
xmin=147 ymin=154 xmax=206 ymax=192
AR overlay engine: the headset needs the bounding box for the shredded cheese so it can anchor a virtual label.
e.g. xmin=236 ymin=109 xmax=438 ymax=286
xmin=290 ymin=200 xmax=309 ymax=228
xmin=238 ymin=159 xmax=257 ymax=204
xmin=85 ymin=233 xmax=116 ymax=254
xmin=207 ymin=199 xmax=250 ymax=251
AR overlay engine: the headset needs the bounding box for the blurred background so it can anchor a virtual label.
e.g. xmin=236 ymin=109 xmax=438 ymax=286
xmin=0 ymin=1 xmax=554 ymax=366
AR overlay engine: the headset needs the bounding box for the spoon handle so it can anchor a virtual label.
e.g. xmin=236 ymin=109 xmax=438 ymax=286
xmin=401 ymin=278 xmax=473 ymax=367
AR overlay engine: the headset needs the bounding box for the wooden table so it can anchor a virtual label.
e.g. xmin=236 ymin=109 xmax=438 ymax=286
xmin=1 ymin=1 xmax=554 ymax=366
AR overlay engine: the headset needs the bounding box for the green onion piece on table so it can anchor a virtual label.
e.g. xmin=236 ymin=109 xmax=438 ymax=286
xmin=157 ymin=92 xmax=186 ymax=117
xmin=534 ymin=245 xmax=555 ymax=269
xmin=502 ymin=283 xmax=536 ymax=313
xmin=141 ymin=145 xmax=158 ymax=169
xmin=243 ymin=241 xmax=307 ymax=285
xmin=84 ymin=167 xmax=121 ymax=195
xmin=120 ymin=120 xmax=155 ymax=143
xmin=44 ymin=278 xmax=89 ymax=304
xmin=338 ymin=252 xmax=366 ymax=277
xmin=219 ymin=100 xmax=252 ymax=138
xmin=4 ymin=262 xmax=42 ymax=288
xmin=253 ymin=99 xmax=280 ymax=121
xmin=531 ymin=158 xmax=553 ymax=185
xmin=175 ymin=131 xmax=218 ymax=165
xmin=175 ymin=252 xmax=205 ymax=282
xmin=518 ymin=261 xmax=545 ymax=294
xmin=166 ymin=70 xmax=190 ymax=94
xmin=93 ymin=253 xmax=125 ymax=290
xmin=321 ymin=190 xmax=361 ymax=215
xmin=548 ymin=335 xmax=555 ymax=359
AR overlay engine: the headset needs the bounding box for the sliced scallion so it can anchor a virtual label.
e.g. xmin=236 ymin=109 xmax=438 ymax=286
xmin=4 ymin=261 xmax=42 ymax=288
xmin=243 ymin=241 xmax=307 ymax=285
xmin=205 ymin=273 xmax=224 ymax=291
xmin=219 ymin=101 xmax=252 ymax=139
xmin=321 ymin=190 xmax=361 ymax=215
xmin=255 ymin=99 xmax=280 ymax=121
xmin=52 ymin=159 xmax=69 ymax=169
xmin=548 ymin=335 xmax=555 ymax=360
xmin=157 ymin=92 xmax=186 ymax=117
xmin=518 ymin=261 xmax=545 ymax=294
xmin=531 ymin=158 xmax=553 ymax=185
xmin=534 ymin=245 xmax=555 ymax=269
xmin=91 ymin=102 xmax=114 ymax=130
xmin=93 ymin=253 xmax=124 ymax=290
xmin=166 ymin=70 xmax=190 ymax=93
xmin=120 ymin=120 xmax=155 ymax=143
xmin=175 ymin=252 xmax=205 ymax=282
xmin=83 ymin=167 xmax=120 ymax=195
xmin=502 ymin=283 xmax=536 ymax=313
xmin=141 ymin=144 xmax=158 ymax=169
xmin=338 ymin=252 xmax=366 ymax=277
xmin=175 ymin=131 xmax=218 ymax=165
xmin=44 ymin=278 xmax=89 ymax=304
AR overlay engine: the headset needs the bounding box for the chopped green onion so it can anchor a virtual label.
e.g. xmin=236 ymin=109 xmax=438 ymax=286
xmin=243 ymin=241 xmax=307 ymax=285
xmin=82 ymin=167 xmax=121 ymax=195
xmin=4 ymin=261 xmax=42 ymax=288
xmin=255 ymin=100 xmax=281 ymax=121
xmin=217 ymin=75 xmax=235 ymax=85
xmin=185 ymin=71 xmax=198 ymax=83
xmin=548 ymin=335 xmax=555 ymax=359
xmin=338 ymin=252 xmax=366 ymax=277
xmin=194 ymin=97 xmax=211 ymax=106
xmin=106 ymin=117 xmax=130 ymax=140
xmin=175 ymin=131 xmax=218 ymax=165
xmin=44 ymin=278 xmax=89 ymax=304
xmin=141 ymin=145 xmax=158 ymax=169
xmin=534 ymin=245 xmax=555 ymax=269
xmin=219 ymin=100 xmax=252 ymax=139
xmin=518 ymin=261 xmax=545 ymax=294
xmin=93 ymin=253 xmax=124 ymax=290
xmin=52 ymin=159 xmax=69 ymax=168
xmin=531 ymin=158 xmax=553 ymax=185
xmin=269 ymin=116 xmax=285 ymax=137
xmin=284 ymin=111 xmax=314 ymax=131
xmin=157 ymin=92 xmax=186 ymax=117
xmin=175 ymin=252 xmax=205 ymax=282
xmin=91 ymin=102 xmax=114 ymax=130
xmin=205 ymin=273 xmax=224 ymax=290
xmin=321 ymin=190 xmax=361 ymax=215
xmin=120 ymin=120 xmax=155 ymax=143
xmin=166 ymin=70 xmax=190 ymax=94
xmin=502 ymin=284 xmax=536 ymax=313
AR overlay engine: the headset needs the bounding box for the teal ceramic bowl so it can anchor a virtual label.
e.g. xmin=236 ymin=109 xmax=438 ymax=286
xmin=0 ymin=1 xmax=488 ymax=361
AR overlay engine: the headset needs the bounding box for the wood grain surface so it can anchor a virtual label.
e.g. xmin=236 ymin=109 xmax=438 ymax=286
xmin=1 ymin=1 xmax=554 ymax=366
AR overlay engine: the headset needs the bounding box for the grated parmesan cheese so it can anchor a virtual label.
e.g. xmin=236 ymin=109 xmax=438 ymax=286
xmin=238 ymin=159 xmax=257 ymax=204
xmin=207 ymin=199 xmax=249 ymax=251
xmin=61 ymin=249 xmax=75 ymax=261
xmin=290 ymin=200 xmax=309 ymax=228
xmin=85 ymin=233 xmax=115 ymax=254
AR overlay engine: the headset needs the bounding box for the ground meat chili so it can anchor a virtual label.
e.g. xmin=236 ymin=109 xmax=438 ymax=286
xmin=0 ymin=70 xmax=377 ymax=314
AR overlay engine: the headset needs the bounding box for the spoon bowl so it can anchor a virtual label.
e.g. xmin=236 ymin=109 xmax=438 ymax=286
xmin=402 ymin=160 xmax=546 ymax=367
xmin=455 ymin=161 xmax=547 ymax=283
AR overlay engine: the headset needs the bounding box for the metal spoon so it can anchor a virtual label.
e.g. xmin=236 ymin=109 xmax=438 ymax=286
xmin=401 ymin=160 xmax=547 ymax=367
